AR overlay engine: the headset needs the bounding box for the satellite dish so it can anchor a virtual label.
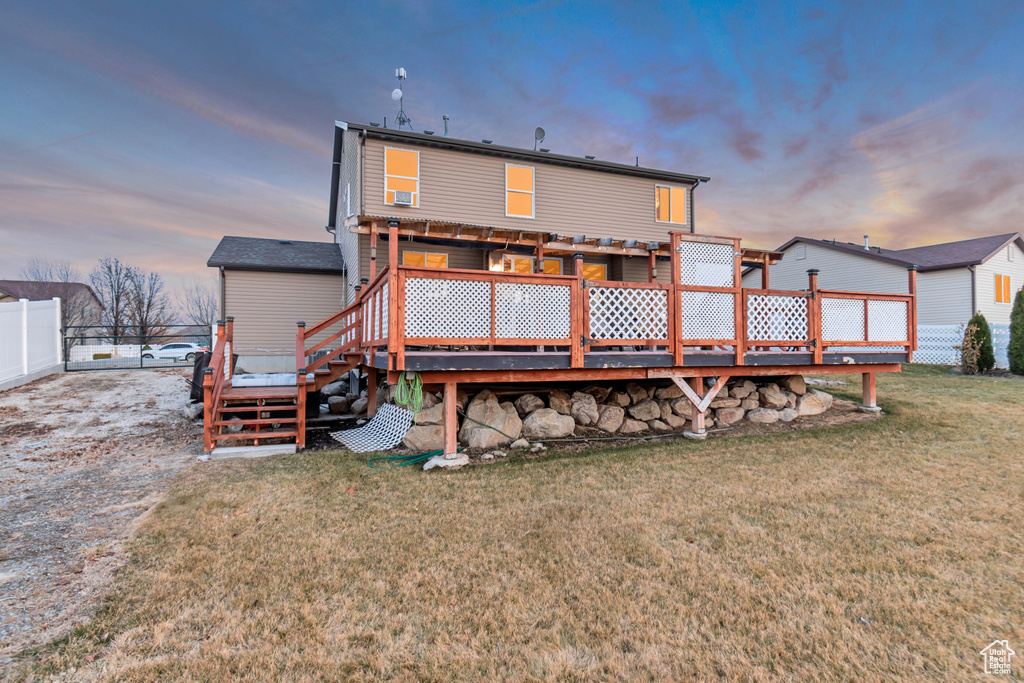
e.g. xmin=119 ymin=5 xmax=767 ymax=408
xmin=534 ymin=127 xmax=545 ymax=150
xmin=391 ymin=88 xmax=403 ymax=101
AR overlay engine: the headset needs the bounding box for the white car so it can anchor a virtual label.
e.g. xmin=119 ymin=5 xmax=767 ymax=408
xmin=142 ymin=343 xmax=207 ymax=362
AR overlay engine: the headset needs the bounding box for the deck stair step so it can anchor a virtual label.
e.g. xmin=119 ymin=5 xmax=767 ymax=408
xmin=212 ymin=429 xmax=299 ymax=442
xmin=214 ymin=417 xmax=297 ymax=427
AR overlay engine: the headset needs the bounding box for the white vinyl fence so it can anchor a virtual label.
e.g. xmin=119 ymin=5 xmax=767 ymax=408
xmin=916 ymin=323 xmax=1011 ymax=368
xmin=0 ymin=298 xmax=62 ymax=384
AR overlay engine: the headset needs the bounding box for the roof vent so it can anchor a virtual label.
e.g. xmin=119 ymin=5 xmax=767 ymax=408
xmin=539 ymin=148 xmax=550 ymax=153
xmin=482 ymin=139 xmax=492 ymax=144
xmin=368 ymin=122 xmax=380 ymax=127
xmin=424 ymin=130 xmax=434 ymax=135
xmin=278 ymin=240 xmax=293 ymax=245
xmin=585 ymin=155 xmax=596 ymax=159
xmin=863 ymin=235 xmax=870 ymax=250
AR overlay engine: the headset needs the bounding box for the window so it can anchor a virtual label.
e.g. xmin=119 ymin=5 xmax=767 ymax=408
xmin=581 ymin=263 xmax=608 ymax=280
xmin=1009 ymin=246 xmax=1016 ymax=262
xmin=995 ymin=274 xmax=1011 ymax=303
xmin=505 ymin=164 xmax=534 ymax=218
xmin=795 ymin=244 xmax=807 ymax=260
xmin=655 ymin=185 xmax=687 ymax=224
xmin=542 ymin=258 xmax=562 ymax=275
xmin=402 ymin=251 xmax=448 ymax=268
xmin=384 ymin=147 xmax=419 ymax=206
xmin=492 ymin=255 xmax=562 ymax=274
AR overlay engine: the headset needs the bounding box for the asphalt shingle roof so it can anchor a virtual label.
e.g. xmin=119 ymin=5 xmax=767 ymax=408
xmin=207 ymin=236 xmax=346 ymax=274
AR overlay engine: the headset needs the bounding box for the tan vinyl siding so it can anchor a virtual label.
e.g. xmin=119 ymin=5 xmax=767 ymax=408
xmin=357 ymin=235 xmax=485 ymax=280
xmin=916 ymin=269 xmax=973 ymax=325
xmin=620 ymin=255 xmax=671 ymax=283
xmin=224 ymin=270 xmax=345 ymax=356
xmin=974 ymin=243 xmax=1024 ymax=325
xmin=361 ymin=138 xmax=691 ymax=242
xmin=747 ymin=242 xmax=910 ymax=293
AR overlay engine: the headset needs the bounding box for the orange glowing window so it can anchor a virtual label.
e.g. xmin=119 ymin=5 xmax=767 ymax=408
xmin=506 ymin=164 xmax=534 ymax=218
xmin=655 ymin=185 xmax=687 ymax=224
xmin=581 ymin=263 xmax=607 ymax=280
xmin=402 ymin=251 xmax=447 ymax=268
xmin=995 ymin=274 xmax=1011 ymax=303
xmin=542 ymin=258 xmax=562 ymax=275
xmin=385 ymin=148 xmax=419 ymax=206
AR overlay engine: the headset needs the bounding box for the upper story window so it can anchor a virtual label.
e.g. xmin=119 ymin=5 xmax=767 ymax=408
xmin=995 ymin=274 xmax=1011 ymax=303
xmin=1009 ymin=246 xmax=1016 ymax=262
xmin=384 ymin=147 xmax=419 ymax=206
xmin=505 ymin=164 xmax=535 ymax=218
xmin=655 ymin=185 xmax=687 ymax=224
xmin=402 ymin=251 xmax=447 ymax=268
xmin=795 ymin=244 xmax=807 ymax=260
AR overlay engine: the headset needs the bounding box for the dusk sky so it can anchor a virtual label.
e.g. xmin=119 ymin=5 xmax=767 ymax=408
xmin=2 ymin=0 xmax=1023 ymax=288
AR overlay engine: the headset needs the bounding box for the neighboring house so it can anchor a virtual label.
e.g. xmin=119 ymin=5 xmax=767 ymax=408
xmin=742 ymin=233 xmax=1024 ymax=327
xmin=0 ymin=279 xmax=103 ymax=328
xmin=207 ymin=236 xmax=346 ymax=373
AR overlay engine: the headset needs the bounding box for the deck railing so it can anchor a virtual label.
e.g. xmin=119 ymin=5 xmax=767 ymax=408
xmin=202 ymin=318 xmax=232 ymax=453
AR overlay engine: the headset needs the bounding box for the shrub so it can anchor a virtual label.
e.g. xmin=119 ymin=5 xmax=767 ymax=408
xmin=966 ymin=312 xmax=996 ymax=373
xmin=92 ymin=352 xmax=112 ymax=360
xmin=1010 ymin=289 xmax=1024 ymax=375
xmin=956 ymin=323 xmax=981 ymax=374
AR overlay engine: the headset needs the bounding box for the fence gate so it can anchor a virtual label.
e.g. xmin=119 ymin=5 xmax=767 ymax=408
xmin=63 ymin=324 xmax=213 ymax=371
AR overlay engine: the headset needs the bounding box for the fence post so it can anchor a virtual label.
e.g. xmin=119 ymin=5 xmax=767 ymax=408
xmin=907 ymin=265 xmax=918 ymax=362
xmin=53 ymin=297 xmax=62 ymax=365
xmin=20 ymin=299 xmax=29 ymax=375
xmin=807 ymin=270 xmax=823 ymax=364
xmin=571 ymin=252 xmax=584 ymax=368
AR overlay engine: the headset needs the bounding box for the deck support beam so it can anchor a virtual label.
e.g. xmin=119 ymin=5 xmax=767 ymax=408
xmin=443 ymin=381 xmax=458 ymax=458
xmin=668 ymin=375 xmax=727 ymax=439
xmin=860 ymin=372 xmax=880 ymax=413
xmin=367 ymin=367 xmax=377 ymax=417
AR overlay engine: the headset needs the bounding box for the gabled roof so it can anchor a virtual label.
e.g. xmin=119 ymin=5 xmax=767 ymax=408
xmin=207 ymin=236 xmax=346 ymax=275
xmin=0 ymin=280 xmax=102 ymax=306
xmin=774 ymin=232 xmax=1024 ymax=272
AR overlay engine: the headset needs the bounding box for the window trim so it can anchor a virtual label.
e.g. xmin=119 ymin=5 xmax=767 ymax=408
xmin=505 ymin=163 xmax=535 ymax=219
xmin=384 ymin=146 xmax=420 ymax=208
xmin=654 ymin=184 xmax=688 ymax=225
xmin=402 ymin=250 xmax=448 ymax=268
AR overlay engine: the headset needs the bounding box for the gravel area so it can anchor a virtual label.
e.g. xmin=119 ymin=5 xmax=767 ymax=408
xmin=0 ymin=369 xmax=201 ymax=670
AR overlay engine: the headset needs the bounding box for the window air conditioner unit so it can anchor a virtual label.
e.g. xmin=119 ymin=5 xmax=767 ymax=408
xmin=393 ymin=190 xmax=414 ymax=206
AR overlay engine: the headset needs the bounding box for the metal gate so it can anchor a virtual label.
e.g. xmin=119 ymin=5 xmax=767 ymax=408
xmin=63 ymin=324 xmax=213 ymax=371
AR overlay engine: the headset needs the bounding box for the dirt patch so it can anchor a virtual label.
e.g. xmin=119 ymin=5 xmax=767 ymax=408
xmin=0 ymin=369 xmax=202 ymax=670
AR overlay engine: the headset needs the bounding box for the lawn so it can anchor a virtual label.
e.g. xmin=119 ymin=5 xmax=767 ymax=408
xmin=18 ymin=365 xmax=1024 ymax=681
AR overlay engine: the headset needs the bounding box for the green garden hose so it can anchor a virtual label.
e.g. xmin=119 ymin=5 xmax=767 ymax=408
xmin=392 ymin=371 xmax=423 ymax=414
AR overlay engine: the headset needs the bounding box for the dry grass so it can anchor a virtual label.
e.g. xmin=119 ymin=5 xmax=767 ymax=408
xmin=15 ymin=365 xmax=1024 ymax=681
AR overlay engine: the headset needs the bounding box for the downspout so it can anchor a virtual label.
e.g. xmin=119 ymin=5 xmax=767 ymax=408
xmin=359 ymin=129 xmax=367 ymax=293
xmin=690 ymin=179 xmax=707 ymax=234
xmin=219 ymin=267 xmax=226 ymax=319
xmin=969 ymin=265 xmax=976 ymax=315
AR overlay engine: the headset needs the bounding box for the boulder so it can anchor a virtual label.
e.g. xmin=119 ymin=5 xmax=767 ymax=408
xmin=778 ymin=408 xmax=799 ymax=422
xmin=646 ymin=385 xmax=658 ymax=399
xmin=403 ymin=425 xmax=445 ymax=451
xmin=705 ymin=417 xmax=716 ymax=428
xmin=628 ymin=398 xmax=661 ymax=422
xmin=548 ymin=389 xmax=571 ymax=415
xmin=350 ymin=397 xmax=369 ymax=414
xmin=779 ymin=375 xmax=807 ymax=396
xmin=510 ymin=438 xmax=530 ymax=449
xmin=747 ymin=408 xmax=779 ymax=424
xmin=570 ymin=391 xmax=600 ymax=426
xmin=619 ymin=418 xmax=649 ymax=434
xmin=797 ymin=389 xmax=834 ymax=416
xmin=670 ymin=397 xmax=691 ymax=417
xmin=514 ymin=393 xmax=545 ymax=416
xmin=648 ymin=419 xmax=672 ymax=432
xmin=327 ymin=396 xmax=350 ymax=415
xmin=709 ymin=397 xmax=741 ymax=409
xmin=321 ymin=380 xmax=348 ymax=397
xmin=663 ymin=413 xmax=687 ymax=429
xmin=491 ymin=450 xmax=507 ymax=458
xmin=730 ymin=380 xmax=756 ymax=399
xmin=414 ymin=403 xmax=444 ymax=426
xmin=595 ymin=404 xmax=625 ymax=433
xmin=784 ymin=391 xmax=797 ymax=409
xmin=657 ymin=399 xmax=673 ymax=421
xmin=759 ymin=384 xmax=788 ymax=410
xmin=716 ymin=407 xmax=745 ymax=425
xmin=654 ymin=383 xmax=684 ymax=400
xmin=480 ymin=453 xmax=494 ymax=460
xmin=522 ymin=408 xmax=576 ymax=439
xmin=715 ymin=385 xmax=730 ymax=399
xmin=345 ymin=392 xmax=360 ymax=404
xmin=583 ymin=386 xmax=612 ymax=403
xmin=459 ymin=392 xmax=522 ymax=449
xmin=625 ymin=382 xmax=648 ymax=405
xmin=608 ymin=391 xmax=631 ymax=407
xmin=740 ymin=397 xmax=759 ymax=411
xmin=421 ymin=391 xmax=441 ymax=408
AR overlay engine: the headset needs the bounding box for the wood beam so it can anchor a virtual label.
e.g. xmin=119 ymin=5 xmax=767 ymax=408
xmin=862 ymin=372 xmax=877 ymax=408
xmin=443 ymin=381 xmax=458 ymax=458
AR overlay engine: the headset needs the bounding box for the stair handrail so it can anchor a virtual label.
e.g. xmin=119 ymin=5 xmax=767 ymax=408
xmin=202 ymin=319 xmax=230 ymax=453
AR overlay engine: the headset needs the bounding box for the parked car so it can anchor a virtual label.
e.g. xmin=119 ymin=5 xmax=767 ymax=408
xmin=142 ymin=342 xmax=208 ymax=362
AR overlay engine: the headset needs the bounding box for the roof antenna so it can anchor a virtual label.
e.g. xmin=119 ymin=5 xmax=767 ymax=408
xmin=391 ymin=68 xmax=412 ymax=131
xmin=443 ymin=114 xmax=450 ymax=137
xmin=534 ymin=127 xmax=545 ymax=151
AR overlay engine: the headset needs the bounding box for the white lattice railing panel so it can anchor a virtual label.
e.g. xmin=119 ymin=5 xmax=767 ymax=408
xmin=821 ymin=298 xmax=865 ymax=341
xmin=405 ymin=278 xmax=491 ymax=339
xmin=495 ymin=283 xmax=571 ymax=339
xmin=746 ymin=294 xmax=808 ymax=341
xmin=361 ymin=300 xmax=369 ymax=343
xmin=678 ymin=242 xmax=736 ymax=287
xmin=588 ymin=287 xmax=668 ymax=340
xmin=867 ymin=300 xmax=908 ymax=342
xmin=380 ymin=282 xmax=389 ymax=339
xmin=681 ymin=291 xmax=735 ymax=340
xmin=374 ymin=291 xmax=382 ymax=341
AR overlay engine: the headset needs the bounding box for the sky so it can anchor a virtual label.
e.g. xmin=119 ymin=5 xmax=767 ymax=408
xmin=2 ymin=0 xmax=1023 ymax=289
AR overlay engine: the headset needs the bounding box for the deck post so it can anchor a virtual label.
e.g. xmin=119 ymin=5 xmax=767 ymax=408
xmin=369 ymin=227 xmax=378 ymax=281
xmin=296 ymin=366 xmax=307 ymax=449
xmin=807 ymin=269 xmax=823 ymax=364
xmin=760 ymin=253 xmax=769 ymax=289
xmin=367 ymin=367 xmax=377 ymax=418
xmin=443 ymin=381 xmax=458 ymax=458
xmin=571 ymin=252 xmax=585 ymax=368
xmin=669 ymin=233 xmax=684 ymax=367
xmin=388 ymin=219 xmax=399 ymax=268
xmin=648 ymin=251 xmax=657 ymax=283
xmin=535 ymin=243 xmax=545 ymax=273
xmin=860 ymin=372 xmax=879 ymax=413
xmin=688 ymin=376 xmax=705 ymax=438
xmin=202 ymin=367 xmax=214 ymax=453
xmin=907 ymin=265 xmax=918 ymax=362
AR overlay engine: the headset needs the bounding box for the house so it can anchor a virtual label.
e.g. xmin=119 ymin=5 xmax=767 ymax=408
xmin=207 ymin=236 xmax=346 ymax=373
xmin=0 ymin=279 xmax=102 ymax=328
xmin=200 ymin=121 xmax=920 ymax=456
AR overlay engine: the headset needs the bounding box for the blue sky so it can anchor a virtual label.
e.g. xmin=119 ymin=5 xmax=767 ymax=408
xmin=2 ymin=0 xmax=1023 ymax=286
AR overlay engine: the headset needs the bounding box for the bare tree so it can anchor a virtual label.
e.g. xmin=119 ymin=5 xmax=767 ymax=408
xmin=18 ymin=258 xmax=99 ymax=328
xmin=177 ymin=276 xmax=218 ymax=346
xmin=126 ymin=268 xmax=172 ymax=346
xmin=89 ymin=257 xmax=135 ymax=343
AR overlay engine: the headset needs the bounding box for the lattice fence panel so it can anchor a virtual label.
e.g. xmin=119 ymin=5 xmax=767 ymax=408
xmin=867 ymin=300 xmax=908 ymax=342
xmin=405 ymin=278 xmax=491 ymax=339
xmin=374 ymin=290 xmax=382 ymax=341
xmin=495 ymin=283 xmax=571 ymax=339
xmin=821 ymin=298 xmax=865 ymax=341
xmin=914 ymin=323 xmax=1010 ymax=367
xmin=588 ymin=287 xmax=668 ymax=340
xmin=680 ymin=291 xmax=735 ymax=340
xmin=746 ymin=294 xmax=808 ymax=341
xmin=380 ymin=282 xmax=389 ymax=339
xmin=678 ymin=242 xmax=736 ymax=287
xmin=361 ymin=301 xmax=369 ymax=343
